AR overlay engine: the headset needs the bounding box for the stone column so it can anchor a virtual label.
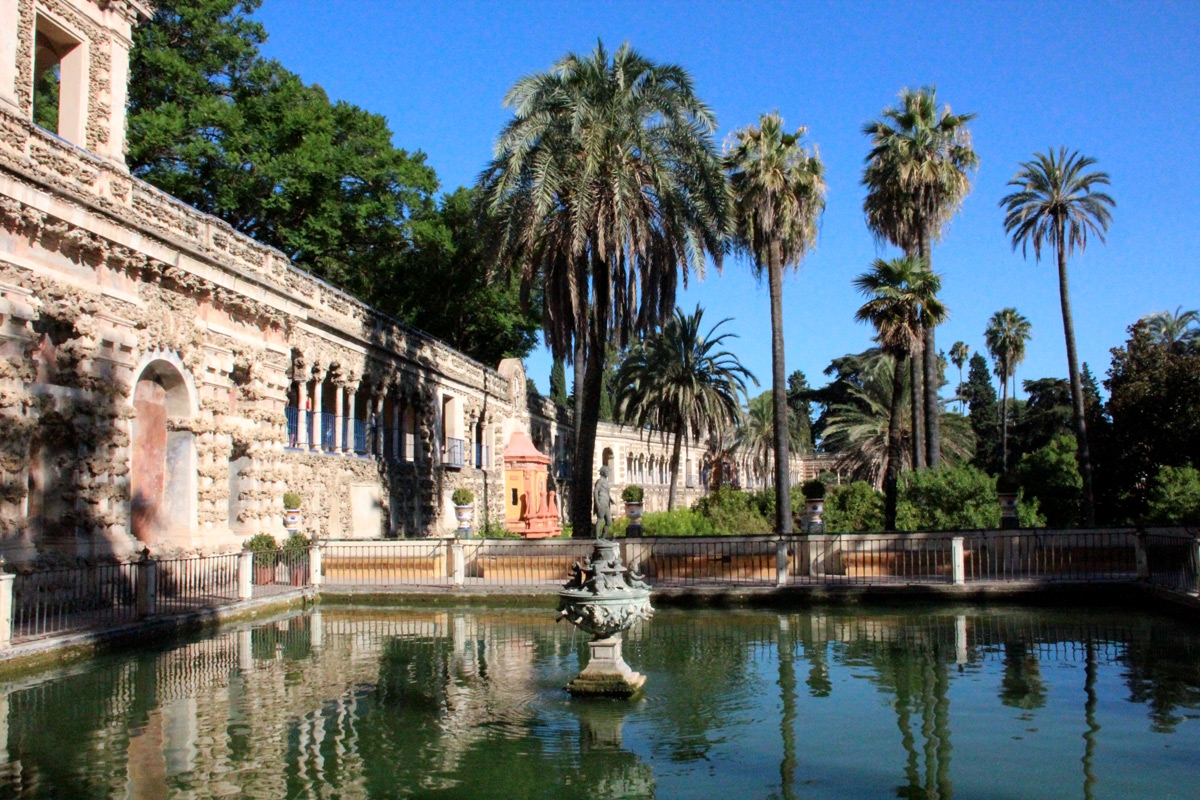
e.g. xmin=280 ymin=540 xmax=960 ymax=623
xmin=0 ymin=571 xmax=13 ymax=649
xmin=345 ymin=384 xmax=358 ymax=454
xmin=237 ymin=551 xmax=253 ymax=600
xmin=299 ymin=381 xmax=311 ymax=448
xmin=310 ymin=375 xmax=324 ymax=453
xmin=952 ymin=536 xmax=965 ymax=585
xmin=372 ymin=394 xmax=385 ymax=458
xmin=333 ymin=383 xmax=345 ymax=455
xmin=391 ymin=399 xmax=402 ymax=461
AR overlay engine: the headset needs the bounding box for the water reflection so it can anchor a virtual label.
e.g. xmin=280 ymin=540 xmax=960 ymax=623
xmin=0 ymin=606 xmax=1198 ymax=799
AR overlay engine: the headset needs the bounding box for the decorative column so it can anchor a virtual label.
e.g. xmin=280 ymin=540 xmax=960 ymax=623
xmin=392 ymin=398 xmax=402 ymax=461
xmin=373 ymin=394 xmax=385 ymax=457
xmin=345 ymin=383 xmax=358 ymax=454
xmin=333 ymin=382 xmax=345 ymax=456
xmin=299 ymin=381 xmax=311 ymax=448
xmin=310 ymin=373 xmax=324 ymax=453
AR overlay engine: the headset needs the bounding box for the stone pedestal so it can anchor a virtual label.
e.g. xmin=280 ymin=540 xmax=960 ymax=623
xmin=566 ymin=635 xmax=645 ymax=697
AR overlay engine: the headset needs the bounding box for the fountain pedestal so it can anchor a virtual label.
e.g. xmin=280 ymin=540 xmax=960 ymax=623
xmin=558 ymin=539 xmax=653 ymax=698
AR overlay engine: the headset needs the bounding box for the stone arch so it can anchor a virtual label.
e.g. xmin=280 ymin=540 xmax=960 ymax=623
xmin=129 ymin=351 xmax=198 ymax=548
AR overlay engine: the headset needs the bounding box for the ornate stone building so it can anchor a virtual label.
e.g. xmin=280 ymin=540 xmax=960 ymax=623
xmin=0 ymin=0 xmax=834 ymax=560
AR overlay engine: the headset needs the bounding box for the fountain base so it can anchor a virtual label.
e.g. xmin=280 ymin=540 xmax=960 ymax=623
xmin=566 ymin=635 xmax=645 ymax=697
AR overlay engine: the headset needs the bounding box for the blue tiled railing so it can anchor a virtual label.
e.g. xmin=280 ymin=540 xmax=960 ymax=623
xmin=445 ymin=438 xmax=465 ymax=468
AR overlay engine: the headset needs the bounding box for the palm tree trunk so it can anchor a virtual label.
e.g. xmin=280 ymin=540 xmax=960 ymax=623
xmin=885 ymin=354 xmax=907 ymax=531
xmin=1057 ymin=219 xmax=1095 ymax=524
xmin=910 ymin=339 xmax=925 ymax=470
xmin=921 ymin=230 xmax=940 ymax=468
xmin=571 ymin=327 xmax=605 ymax=538
xmin=1000 ymin=360 xmax=1009 ymax=472
xmin=667 ymin=426 xmax=683 ymax=511
xmin=768 ymin=241 xmax=793 ymax=534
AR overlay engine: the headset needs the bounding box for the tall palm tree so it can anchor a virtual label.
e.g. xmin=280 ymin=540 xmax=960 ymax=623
xmin=949 ymin=340 xmax=970 ymax=413
xmin=863 ymin=87 xmax=977 ymax=469
xmin=481 ymin=42 xmax=730 ymax=536
xmin=1141 ymin=306 xmax=1199 ymax=351
xmin=985 ymin=308 xmax=1032 ymax=472
xmin=853 ymin=256 xmax=948 ymax=530
xmin=727 ymin=112 xmax=826 ymax=534
xmin=1000 ymin=147 xmax=1115 ymax=524
xmin=614 ymin=306 xmax=756 ymax=510
xmin=735 ymin=390 xmax=803 ymax=490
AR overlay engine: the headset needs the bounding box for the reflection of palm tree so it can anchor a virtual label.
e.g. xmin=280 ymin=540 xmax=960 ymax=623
xmin=1083 ymin=639 xmax=1099 ymax=800
xmin=778 ymin=617 xmax=798 ymax=800
xmin=999 ymin=640 xmax=1048 ymax=710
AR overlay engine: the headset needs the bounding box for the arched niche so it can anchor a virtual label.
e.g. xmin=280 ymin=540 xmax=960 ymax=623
xmin=129 ymin=353 xmax=198 ymax=548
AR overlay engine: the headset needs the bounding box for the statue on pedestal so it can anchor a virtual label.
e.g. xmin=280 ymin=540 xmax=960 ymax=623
xmin=593 ymin=465 xmax=613 ymax=538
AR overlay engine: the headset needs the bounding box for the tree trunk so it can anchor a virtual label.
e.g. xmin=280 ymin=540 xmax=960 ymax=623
xmin=1057 ymin=218 xmax=1095 ymax=524
xmin=667 ymin=426 xmax=682 ymax=511
xmin=1000 ymin=358 xmax=1009 ymax=472
xmin=884 ymin=354 xmax=908 ymax=530
xmin=767 ymin=241 xmax=793 ymax=534
xmin=572 ymin=335 xmax=585 ymax=448
xmin=910 ymin=338 xmax=925 ymax=470
xmin=570 ymin=328 xmax=605 ymax=538
xmin=921 ymin=229 xmax=940 ymax=468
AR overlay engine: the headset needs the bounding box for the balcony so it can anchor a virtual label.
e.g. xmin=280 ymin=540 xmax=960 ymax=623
xmin=444 ymin=437 xmax=465 ymax=468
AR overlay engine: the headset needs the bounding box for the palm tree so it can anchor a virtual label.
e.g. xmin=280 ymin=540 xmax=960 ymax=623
xmin=481 ymin=42 xmax=730 ymax=536
xmin=727 ymin=112 xmax=826 ymax=534
xmin=985 ymin=308 xmax=1032 ymax=472
xmin=863 ymin=87 xmax=977 ymax=469
xmin=949 ymin=340 xmax=970 ymax=413
xmin=735 ymin=390 xmax=804 ymax=490
xmin=1141 ymin=306 xmax=1199 ymax=351
xmin=614 ymin=306 xmax=756 ymax=510
xmin=853 ymin=256 xmax=948 ymax=530
xmin=1000 ymin=147 xmax=1115 ymax=524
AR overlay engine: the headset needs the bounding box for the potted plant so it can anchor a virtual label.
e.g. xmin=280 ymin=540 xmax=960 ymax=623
xmin=282 ymin=531 xmax=310 ymax=586
xmin=283 ymin=491 xmax=302 ymax=533
xmin=996 ymin=473 xmax=1020 ymax=530
xmin=622 ymin=485 xmax=644 ymax=537
xmin=245 ymin=533 xmax=279 ymax=585
xmin=452 ymin=487 xmax=474 ymax=537
xmin=801 ymin=480 xmax=826 ymax=533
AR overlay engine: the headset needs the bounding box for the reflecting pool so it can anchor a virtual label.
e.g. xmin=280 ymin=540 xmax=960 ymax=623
xmin=1 ymin=604 xmax=1199 ymax=799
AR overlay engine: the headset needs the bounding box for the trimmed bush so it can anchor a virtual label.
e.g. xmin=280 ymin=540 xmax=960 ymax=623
xmin=283 ymin=491 xmax=302 ymax=510
xmin=801 ymin=479 xmax=826 ymax=500
xmin=244 ymin=533 xmax=278 ymax=554
xmin=621 ymin=484 xmax=644 ymax=503
xmin=691 ymin=488 xmax=772 ymax=534
xmin=451 ymin=488 xmax=474 ymax=506
xmin=896 ymin=464 xmax=1047 ymax=531
xmin=823 ymin=482 xmax=884 ymax=532
xmin=283 ymin=532 xmax=309 ymax=552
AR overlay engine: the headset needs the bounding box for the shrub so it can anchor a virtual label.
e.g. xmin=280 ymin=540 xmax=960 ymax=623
xmin=621 ymin=484 xmax=644 ymax=503
xmin=283 ymin=491 xmax=302 ymax=510
xmin=635 ymin=508 xmax=715 ymax=537
xmin=451 ymin=488 xmax=474 ymax=506
xmin=897 ymin=465 xmax=1046 ymax=531
xmin=283 ymin=532 xmax=309 ymax=552
xmin=691 ymin=488 xmax=772 ymax=534
xmin=244 ymin=533 xmax=278 ymax=554
xmin=1146 ymin=465 xmax=1200 ymax=525
xmin=823 ymin=482 xmax=884 ymax=532
xmin=479 ymin=518 xmax=519 ymax=538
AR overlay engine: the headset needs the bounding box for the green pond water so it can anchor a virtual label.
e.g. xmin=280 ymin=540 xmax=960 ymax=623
xmin=1 ymin=604 xmax=1198 ymax=799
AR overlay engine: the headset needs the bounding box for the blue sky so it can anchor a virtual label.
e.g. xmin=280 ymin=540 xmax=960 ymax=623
xmin=256 ymin=0 xmax=1199 ymax=399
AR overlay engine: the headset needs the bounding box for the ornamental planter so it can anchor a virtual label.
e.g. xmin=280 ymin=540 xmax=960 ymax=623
xmin=455 ymin=504 xmax=474 ymax=537
xmin=998 ymin=492 xmax=1019 ymax=530
xmin=284 ymin=508 xmax=302 ymax=533
xmin=804 ymin=498 xmax=825 ymax=533
xmin=624 ymin=501 xmax=644 ymax=537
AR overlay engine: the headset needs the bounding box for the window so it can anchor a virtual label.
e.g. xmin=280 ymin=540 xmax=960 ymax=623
xmin=33 ymin=15 xmax=87 ymax=147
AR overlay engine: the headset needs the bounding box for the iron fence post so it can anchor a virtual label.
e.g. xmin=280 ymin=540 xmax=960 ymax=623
xmin=0 ymin=570 xmax=13 ymax=649
xmin=952 ymin=536 xmax=965 ymax=585
xmin=237 ymin=551 xmax=253 ymax=600
xmin=1134 ymin=529 xmax=1149 ymax=580
xmin=136 ymin=552 xmax=157 ymax=619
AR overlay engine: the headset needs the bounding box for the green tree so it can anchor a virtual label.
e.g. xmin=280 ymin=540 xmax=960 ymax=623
xmin=128 ymin=0 xmax=439 ymax=303
xmin=615 ymin=306 xmax=756 ymax=510
xmin=1105 ymin=322 xmax=1200 ymax=517
xmin=897 ymin=464 xmax=1045 ymax=531
xmin=735 ymin=391 xmax=800 ymax=488
xmin=1016 ymin=433 xmax=1083 ymax=528
xmin=1145 ymin=465 xmax=1200 ymax=525
xmin=549 ymin=358 xmax=568 ymax=409
xmin=481 ymin=42 xmax=730 ymax=536
xmin=853 ymin=257 xmax=949 ymax=529
xmin=786 ymin=370 xmax=815 ymax=455
xmin=863 ymin=87 xmax=977 ymax=469
xmin=393 ymin=188 xmax=540 ymax=364
xmin=985 ymin=308 xmax=1032 ymax=472
xmin=1012 ymin=377 xmax=1073 ymax=457
xmin=962 ymin=352 xmax=1001 ymax=471
xmin=949 ymin=340 xmax=970 ymax=413
xmin=727 ymin=112 xmax=826 ymax=534
xmin=1140 ymin=307 xmax=1199 ymax=352
xmin=1000 ymin=147 xmax=1116 ymax=524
